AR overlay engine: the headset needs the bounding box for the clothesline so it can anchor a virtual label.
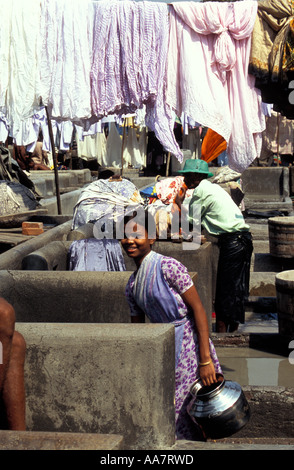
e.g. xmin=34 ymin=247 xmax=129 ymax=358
xmin=0 ymin=0 xmax=282 ymax=172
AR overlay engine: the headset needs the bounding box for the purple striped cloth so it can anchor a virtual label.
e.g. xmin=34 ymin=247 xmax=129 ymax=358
xmin=91 ymin=0 xmax=182 ymax=162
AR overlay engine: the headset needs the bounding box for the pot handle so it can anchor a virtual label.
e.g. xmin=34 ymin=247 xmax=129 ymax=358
xmin=189 ymin=379 xmax=203 ymax=396
xmin=189 ymin=374 xmax=225 ymax=397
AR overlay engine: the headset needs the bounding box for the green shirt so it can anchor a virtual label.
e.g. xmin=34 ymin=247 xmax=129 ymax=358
xmin=184 ymin=179 xmax=249 ymax=236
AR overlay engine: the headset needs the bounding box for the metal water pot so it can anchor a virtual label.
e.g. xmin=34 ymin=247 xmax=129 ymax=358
xmin=187 ymin=376 xmax=250 ymax=439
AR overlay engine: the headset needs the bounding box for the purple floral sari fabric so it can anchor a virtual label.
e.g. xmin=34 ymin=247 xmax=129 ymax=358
xmin=125 ymin=251 xmax=222 ymax=440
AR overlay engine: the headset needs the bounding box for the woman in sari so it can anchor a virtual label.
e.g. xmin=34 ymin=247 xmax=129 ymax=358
xmin=120 ymin=211 xmax=222 ymax=440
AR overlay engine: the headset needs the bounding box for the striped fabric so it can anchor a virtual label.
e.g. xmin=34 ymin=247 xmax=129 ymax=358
xmin=91 ymin=0 xmax=182 ymax=162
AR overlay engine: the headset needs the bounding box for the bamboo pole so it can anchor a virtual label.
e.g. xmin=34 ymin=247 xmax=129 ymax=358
xmin=120 ymin=118 xmax=127 ymax=177
xmin=166 ymin=152 xmax=171 ymax=176
xmin=45 ymin=106 xmax=62 ymax=214
xmin=276 ymin=113 xmax=280 ymax=167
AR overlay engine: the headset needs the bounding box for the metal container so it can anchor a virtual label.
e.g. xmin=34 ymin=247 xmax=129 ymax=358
xmin=276 ymin=270 xmax=294 ymax=341
xmin=268 ymin=216 xmax=294 ymax=258
xmin=187 ymin=377 xmax=250 ymax=439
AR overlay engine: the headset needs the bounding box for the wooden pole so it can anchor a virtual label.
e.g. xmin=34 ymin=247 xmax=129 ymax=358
xmin=276 ymin=113 xmax=280 ymax=167
xmin=120 ymin=118 xmax=127 ymax=177
xmin=45 ymin=106 xmax=62 ymax=214
xmin=166 ymin=152 xmax=171 ymax=176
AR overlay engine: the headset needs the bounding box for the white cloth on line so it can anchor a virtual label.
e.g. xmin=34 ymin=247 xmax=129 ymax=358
xmin=39 ymin=0 xmax=94 ymax=121
xmin=166 ymin=0 xmax=265 ymax=172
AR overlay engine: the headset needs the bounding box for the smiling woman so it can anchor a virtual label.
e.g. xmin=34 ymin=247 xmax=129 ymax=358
xmin=120 ymin=210 xmax=222 ymax=441
xmin=121 ymin=211 xmax=156 ymax=268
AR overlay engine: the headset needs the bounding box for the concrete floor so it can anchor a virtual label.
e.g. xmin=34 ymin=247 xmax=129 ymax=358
xmin=172 ymin=217 xmax=294 ymax=450
xmin=216 ymin=344 xmax=294 ymax=388
xmin=213 ymin=219 xmax=294 ymax=389
xmin=2 ymin=176 xmax=294 ymax=450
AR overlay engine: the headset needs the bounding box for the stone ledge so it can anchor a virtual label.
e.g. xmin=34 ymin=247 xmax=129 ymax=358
xmin=0 ymin=430 xmax=124 ymax=450
xmin=213 ymin=437 xmax=294 ymax=446
xmin=171 ymin=437 xmax=294 ymax=450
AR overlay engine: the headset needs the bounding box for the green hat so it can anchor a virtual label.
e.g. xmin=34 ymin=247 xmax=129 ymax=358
xmin=177 ymin=159 xmax=214 ymax=178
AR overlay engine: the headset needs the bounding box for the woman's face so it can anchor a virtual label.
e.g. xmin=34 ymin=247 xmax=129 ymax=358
xmin=121 ymin=221 xmax=155 ymax=266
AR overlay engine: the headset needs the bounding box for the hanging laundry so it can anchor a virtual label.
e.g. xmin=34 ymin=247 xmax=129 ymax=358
xmin=104 ymin=124 xmax=122 ymax=168
xmin=23 ymin=110 xmax=45 ymax=153
xmin=81 ymin=121 xmax=102 ymax=136
xmin=166 ymin=1 xmax=265 ymax=172
xmin=249 ymin=0 xmax=294 ymax=118
xmin=201 ymin=128 xmax=227 ymax=164
xmin=60 ymin=121 xmax=74 ymax=152
xmin=123 ymin=127 xmax=145 ymax=169
xmin=0 ymin=0 xmax=42 ymax=136
xmin=261 ymin=103 xmax=273 ymax=118
xmin=51 ymin=121 xmax=74 ymax=152
xmin=39 ymin=0 xmax=93 ymax=121
xmin=90 ymin=0 xmax=181 ymax=162
xmin=0 ymin=113 xmax=9 ymax=144
xmin=182 ymin=127 xmax=202 ymax=159
xmin=12 ymin=116 xmax=39 ymax=148
xmin=3 ymin=107 xmax=51 ymax=153
xmin=138 ymin=127 xmax=147 ymax=168
xmin=76 ymin=130 xmax=107 ymax=164
xmin=31 ymin=108 xmax=51 ymax=152
xmin=259 ymin=110 xmax=294 ymax=166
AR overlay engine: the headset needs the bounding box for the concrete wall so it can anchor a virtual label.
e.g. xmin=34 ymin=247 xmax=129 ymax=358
xmin=20 ymin=239 xmax=215 ymax=322
xmin=0 ymin=269 xmax=197 ymax=324
xmin=207 ymin=166 xmax=293 ymax=213
xmin=0 ymin=219 xmax=95 ymax=271
xmin=0 ymin=220 xmax=73 ymax=270
xmin=241 ymin=167 xmax=287 ymax=202
xmin=40 ymin=188 xmax=83 ymax=216
xmin=15 ymin=322 xmax=175 ymax=450
xmin=30 ymin=169 xmax=92 ymax=216
xmin=241 ymin=167 xmax=292 ymax=212
xmin=21 ymin=241 xmax=70 ymax=271
xmin=26 ymin=166 xmax=294 ymax=218
xmin=0 ymin=270 xmax=131 ymax=323
xmin=29 ymin=169 xmax=92 ymax=197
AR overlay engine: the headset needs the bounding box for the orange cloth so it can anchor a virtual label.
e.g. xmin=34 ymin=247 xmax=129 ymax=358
xmin=201 ymin=128 xmax=227 ymax=163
